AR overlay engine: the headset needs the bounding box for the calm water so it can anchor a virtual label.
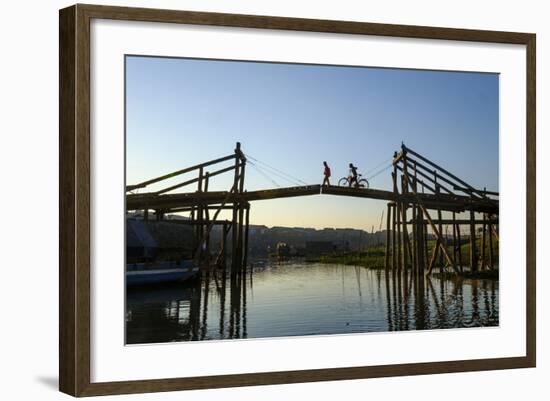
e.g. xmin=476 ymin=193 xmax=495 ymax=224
xmin=126 ymin=261 xmax=499 ymax=344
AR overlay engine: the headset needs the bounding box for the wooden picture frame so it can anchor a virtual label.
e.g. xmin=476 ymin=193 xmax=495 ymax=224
xmin=59 ymin=3 xmax=536 ymax=397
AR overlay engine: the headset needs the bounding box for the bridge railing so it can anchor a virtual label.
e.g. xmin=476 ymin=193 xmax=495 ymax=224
xmin=126 ymin=142 xmax=246 ymax=194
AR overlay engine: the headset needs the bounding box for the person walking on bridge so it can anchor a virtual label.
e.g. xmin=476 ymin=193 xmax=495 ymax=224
xmin=348 ymin=163 xmax=358 ymax=187
xmin=322 ymin=161 xmax=331 ymax=186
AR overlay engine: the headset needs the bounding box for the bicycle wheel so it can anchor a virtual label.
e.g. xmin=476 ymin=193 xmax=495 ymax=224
xmin=338 ymin=177 xmax=349 ymax=186
xmin=358 ymin=178 xmax=369 ymax=189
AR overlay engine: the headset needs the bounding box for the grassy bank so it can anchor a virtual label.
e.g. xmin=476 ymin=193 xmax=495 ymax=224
xmin=305 ymin=245 xmax=387 ymax=269
xmin=307 ymin=236 xmax=499 ymax=279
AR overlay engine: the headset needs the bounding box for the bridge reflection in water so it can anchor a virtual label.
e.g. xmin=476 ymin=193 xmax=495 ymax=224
xmin=125 ymin=261 xmax=498 ymax=344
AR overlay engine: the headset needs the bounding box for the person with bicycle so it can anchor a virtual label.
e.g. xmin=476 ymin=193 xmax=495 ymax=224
xmin=348 ymin=163 xmax=358 ymax=187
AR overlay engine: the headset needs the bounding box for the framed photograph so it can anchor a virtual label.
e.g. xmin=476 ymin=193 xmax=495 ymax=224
xmin=59 ymin=4 xmax=536 ymax=397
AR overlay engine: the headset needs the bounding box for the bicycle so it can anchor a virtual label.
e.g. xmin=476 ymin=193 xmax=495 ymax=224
xmin=338 ymin=174 xmax=369 ymax=189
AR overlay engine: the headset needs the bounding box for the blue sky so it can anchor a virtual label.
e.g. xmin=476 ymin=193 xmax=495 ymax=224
xmin=126 ymin=56 xmax=498 ymax=231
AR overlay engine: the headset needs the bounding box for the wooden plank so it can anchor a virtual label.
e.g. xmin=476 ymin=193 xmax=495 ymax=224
xmin=407 ymin=219 xmax=499 ymax=225
xmin=248 ymin=185 xmax=321 ymax=200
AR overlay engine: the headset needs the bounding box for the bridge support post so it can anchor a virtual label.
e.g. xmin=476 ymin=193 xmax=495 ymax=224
xmin=392 ymin=203 xmax=397 ymax=271
xmin=469 ymin=202 xmax=477 ymax=272
xmin=416 ymin=211 xmax=425 ymax=275
xmin=385 ymin=202 xmax=392 ymax=271
xmin=488 ymin=216 xmax=494 ymax=270
xmin=456 ymin=220 xmax=463 ymax=272
xmin=237 ymin=152 xmax=247 ymax=275
xmin=401 ymin=175 xmax=410 ymax=271
xmin=204 ymin=172 xmax=211 ymax=265
xmin=231 ymin=143 xmax=241 ymax=276
xmin=396 ymin=201 xmax=402 ymax=272
xmin=221 ymin=223 xmax=228 ymax=269
xmin=452 ymin=212 xmax=458 ymax=273
xmin=436 ymin=184 xmax=444 ymax=271
xmin=412 ymin=162 xmax=419 ymax=274
xmin=243 ymin=204 xmax=250 ymax=270
xmin=481 ymin=212 xmax=487 ymax=270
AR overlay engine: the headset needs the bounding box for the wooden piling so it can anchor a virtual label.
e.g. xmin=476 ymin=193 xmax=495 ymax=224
xmin=424 ymin=220 xmax=429 ymax=270
xmin=417 ymin=211 xmax=425 ymax=275
xmin=402 ymin=187 xmax=414 ymax=269
xmin=481 ymin=213 xmax=487 ymax=270
xmin=469 ymin=205 xmax=477 ymax=272
xmin=412 ymin=162 xmax=422 ymax=274
xmin=231 ymin=145 xmax=240 ymax=274
xmin=392 ymin=203 xmax=397 ymax=271
xmin=436 ymin=182 xmax=444 ymax=269
xmin=237 ymin=154 xmax=246 ymax=272
xmin=456 ymin=222 xmax=463 ymax=272
xmin=385 ymin=202 xmax=391 ymax=271
xmin=221 ymin=223 xmax=228 ymax=268
xmin=198 ymin=167 xmax=204 ymax=259
xmin=203 ymin=172 xmax=210 ymax=260
xmin=243 ymin=204 xmax=250 ymax=270
xmin=396 ymin=201 xmax=402 ymax=272
xmin=488 ymin=218 xmax=494 ymax=270
xmin=452 ymin=212 xmax=458 ymax=273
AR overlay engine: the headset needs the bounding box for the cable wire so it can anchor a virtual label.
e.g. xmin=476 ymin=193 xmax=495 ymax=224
xmin=245 ymin=153 xmax=308 ymax=186
xmin=366 ymin=163 xmax=392 ymax=181
xmin=248 ymin=161 xmax=281 ymax=187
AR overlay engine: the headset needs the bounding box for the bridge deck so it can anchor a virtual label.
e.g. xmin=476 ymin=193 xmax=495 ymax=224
xmin=127 ymin=184 xmax=498 ymax=214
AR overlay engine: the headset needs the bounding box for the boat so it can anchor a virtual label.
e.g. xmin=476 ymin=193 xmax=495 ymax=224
xmin=126 ymin=260 xmax=199 ymax=286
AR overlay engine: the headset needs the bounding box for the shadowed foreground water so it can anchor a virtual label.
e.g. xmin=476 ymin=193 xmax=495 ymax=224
xmin=126 ymin=261 xmax=498 ymax=344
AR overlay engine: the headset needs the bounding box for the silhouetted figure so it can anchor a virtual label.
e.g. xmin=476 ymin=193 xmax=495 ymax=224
xmin=322 ymin=161 xmax=331 ymax=186
xmin=348 ymin=163 xmax=358 ymax=187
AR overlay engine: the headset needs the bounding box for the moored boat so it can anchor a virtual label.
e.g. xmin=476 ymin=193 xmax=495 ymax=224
xmin=126 ymin=260 xmax=199 ymax=286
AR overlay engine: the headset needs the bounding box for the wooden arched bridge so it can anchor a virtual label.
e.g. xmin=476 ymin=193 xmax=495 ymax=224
xmin=126 ymin=142 xmax=498 ymax=276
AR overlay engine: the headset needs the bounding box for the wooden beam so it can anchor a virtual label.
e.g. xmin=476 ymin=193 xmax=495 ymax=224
xmin=126 ymin=153 xmax=235 ymax=191
xmin=407 ymin=219 xmax=499 ymax=225
xmin=453 ymin=185 xmax=499 ymax=197
xmin=403 ymin=144 xmax=485 ymax=199
xmin=155 ymin=164 xmax=240 ymax=195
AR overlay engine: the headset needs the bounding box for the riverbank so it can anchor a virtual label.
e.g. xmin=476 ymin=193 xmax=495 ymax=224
xmin=306 ymin=237 xmax=499 ymax=278
xmin=305 ymin=246 xmax=386 ymax=268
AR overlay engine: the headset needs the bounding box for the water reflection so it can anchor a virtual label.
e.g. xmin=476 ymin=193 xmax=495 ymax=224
xmin=126 ymin=261 xmax=499 ymax=344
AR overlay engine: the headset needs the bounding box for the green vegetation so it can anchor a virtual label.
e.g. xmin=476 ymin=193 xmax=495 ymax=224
xmin=424 ymin=236 xmax=499 ymax=268
xmin=305 ymin=245 xmax=387 ymax=269
xmin=307 ymin=236 xmax=499 ymax=279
